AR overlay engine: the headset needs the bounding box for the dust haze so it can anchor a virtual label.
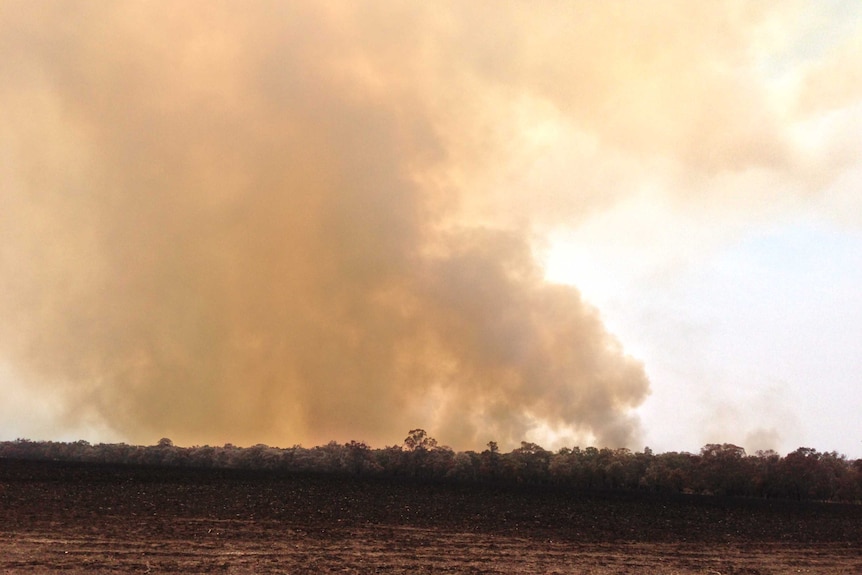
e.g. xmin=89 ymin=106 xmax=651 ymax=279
xmin=5 ymin=2 xmax=834 ymax=450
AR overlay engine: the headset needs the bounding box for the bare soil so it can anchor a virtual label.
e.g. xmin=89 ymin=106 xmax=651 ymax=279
xmin=1 ymin=459 xmax=860 ymax=574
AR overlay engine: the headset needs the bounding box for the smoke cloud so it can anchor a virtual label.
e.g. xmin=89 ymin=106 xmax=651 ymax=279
xmin=7 ymin=1 xmax=833 ymax=450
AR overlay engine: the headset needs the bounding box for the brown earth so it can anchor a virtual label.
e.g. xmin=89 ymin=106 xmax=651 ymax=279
xmin=1 ymin=459 xmax=860 ymax=574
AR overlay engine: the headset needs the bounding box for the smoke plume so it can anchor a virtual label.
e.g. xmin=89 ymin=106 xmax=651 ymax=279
xmin=0 ymin=2 xmax=683 ymax=449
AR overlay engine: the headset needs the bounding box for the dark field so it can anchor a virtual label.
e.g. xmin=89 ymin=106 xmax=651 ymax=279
xmin=1 ymin=459 xmax=860 ymax=574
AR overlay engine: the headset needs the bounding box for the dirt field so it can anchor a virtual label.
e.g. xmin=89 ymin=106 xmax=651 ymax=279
xmin=1 ymin=459 xmax=860 ymax=574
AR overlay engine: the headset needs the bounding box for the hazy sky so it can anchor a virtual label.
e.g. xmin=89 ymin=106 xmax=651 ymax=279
xmin=2 ymin=2 xmax=860 ymax=457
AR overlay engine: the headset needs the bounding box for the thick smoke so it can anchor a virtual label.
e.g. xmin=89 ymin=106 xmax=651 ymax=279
xmin=0 ymin=2 xmax=657 ymax=449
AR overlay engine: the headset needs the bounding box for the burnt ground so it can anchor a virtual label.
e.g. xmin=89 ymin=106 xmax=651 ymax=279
xmin=1 ymin=458 xmax=860 ymax=574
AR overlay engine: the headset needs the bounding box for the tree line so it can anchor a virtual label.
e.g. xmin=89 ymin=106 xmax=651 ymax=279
xmin=2 ymin=430 xmax=860 ymax=502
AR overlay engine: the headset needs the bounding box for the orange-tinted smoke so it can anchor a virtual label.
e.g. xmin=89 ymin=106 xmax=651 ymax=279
xmin=0 ymin=2 xmax=660 ymax=449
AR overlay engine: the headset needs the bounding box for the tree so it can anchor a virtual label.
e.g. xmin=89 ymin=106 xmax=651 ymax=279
xmin=479 ymin=441 xmax=502 ymax=480
xmin=640 ymin=451 xmax=696 ymax=493
xmin=403 ymin=429 xmax=438 ymax=451
xmin=342 ymin=440 xmax=380 ymax=475
xmin=696 ymin=444 xmax=753 ymax=496
xmin=779 ymin=447 xmax=825 ymax=500
xmin=750 ymin=449 xmax=781 ymax=498
xmin=505 ymin=442 xmax=550 ymax=484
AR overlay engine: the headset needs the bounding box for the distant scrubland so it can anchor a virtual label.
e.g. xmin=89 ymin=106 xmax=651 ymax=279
xmin=2 ymin=429 xmax=860 ymax=502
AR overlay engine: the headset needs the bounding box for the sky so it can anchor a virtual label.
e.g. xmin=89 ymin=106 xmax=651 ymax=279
xmin=1 ymin=1 xmax=860 ymax=457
